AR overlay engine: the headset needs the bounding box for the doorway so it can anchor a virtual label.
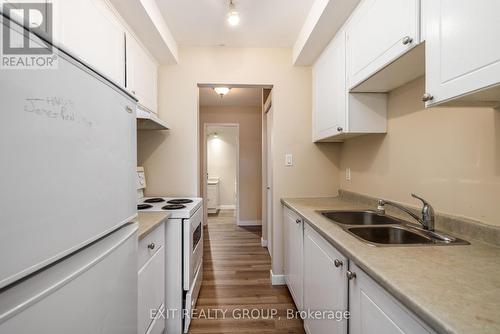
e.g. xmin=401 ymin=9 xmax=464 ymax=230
xmin=198 ymin=85 xmax=266 ymax=229
xmin=204 ymin=124 xmax=239 ymax=221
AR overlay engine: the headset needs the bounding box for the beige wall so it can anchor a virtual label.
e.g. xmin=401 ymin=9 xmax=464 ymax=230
xmin=138 ymin=47 xmax=342 ymax=274
xmin=206 ymin=125 xmax=238 ymax=208
xmin=340 ymin=77 xmax=500 ymax=226
xmin=202 ymin=107 xmax=263 ymax=222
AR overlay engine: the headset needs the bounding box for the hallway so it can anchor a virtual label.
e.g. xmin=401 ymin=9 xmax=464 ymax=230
xmin=189 ymin=210 xmax=304 ymax=333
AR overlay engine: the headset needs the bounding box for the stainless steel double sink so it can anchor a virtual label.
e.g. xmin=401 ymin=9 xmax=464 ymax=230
xmin=319 ymin=211 xmax=469 ymax=246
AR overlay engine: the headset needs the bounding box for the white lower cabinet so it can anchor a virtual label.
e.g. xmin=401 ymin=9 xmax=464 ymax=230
xmin=349 ymin=263 xmax=436 ymax=334
xmin=283 ymin=206 xmax=304 ymax=310
xmin=138 ymin=223 xmax=165 ymax=334
xmin=303 ymin=224 xmax=348 ymax=334
xmin=282 ymin=205 xmax=437 ymax=334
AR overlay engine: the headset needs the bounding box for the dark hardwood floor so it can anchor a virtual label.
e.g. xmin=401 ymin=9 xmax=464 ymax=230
xmin=188 ymin=210 xmax=304 ymax=333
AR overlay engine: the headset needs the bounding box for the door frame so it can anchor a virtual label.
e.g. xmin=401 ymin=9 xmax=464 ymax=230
xmin=202 ymin=123 xmax=240 ymax=224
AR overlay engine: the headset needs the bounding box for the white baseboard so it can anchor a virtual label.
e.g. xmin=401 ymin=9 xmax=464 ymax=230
xmin=270 ymin=270 xmax=286 ymax=286
xmin=219 ymin=204 xmax=236 ymax=210
xmin=237 ymin=220 xmax=262 ymax=226
xmin=261 ymin=238 xmax=268 ymax=247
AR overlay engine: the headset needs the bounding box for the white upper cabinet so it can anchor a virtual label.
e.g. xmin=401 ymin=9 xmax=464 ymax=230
xmin=424 ymin=0 xmax=500 ymax=107
xmin=313 ymin=28 xmax=387 ymax=142
xmin=313 ymin=30 xmax=347 ymax=141
xmin=52 ymin=0 xmax=126 ymax=86
xmin=283 ymin=207 xmax=303 ymax=311
xmin=346 ymin=0 xmax=420 ymax=90
xmin=126 ymin=33 xmax=158 ymax=113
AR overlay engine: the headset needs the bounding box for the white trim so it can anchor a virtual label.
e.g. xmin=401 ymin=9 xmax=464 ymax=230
xmin=219 ymin=204 xmax=236 ymax=210
xmin=261 ymin=238 xmax=268 ymax=247
xmin=270 ymin=270 xmax=286 ymax=286
xmin=237 ymin=220 xmax=262 ymax=226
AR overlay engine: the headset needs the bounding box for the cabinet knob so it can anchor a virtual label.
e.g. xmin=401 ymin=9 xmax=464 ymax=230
xmin=346 ymin=270 xmax=356 ymax=280
xmin=147 ymin=243 xmax=156 ymax=250
xmin=422 ymin=93 xmax=434 ymax=102
xmin=337 ymin=127 xmax=343 ymax=132
xmin=125 ymin=106 xmax=133 ymax=113
xmin=402 ymin=36 xmax=413 ymax=45
xmin=334 ymin=259 xmax=343 ymax=268
xmin=295 ymin=218 xmax=301 ymax=224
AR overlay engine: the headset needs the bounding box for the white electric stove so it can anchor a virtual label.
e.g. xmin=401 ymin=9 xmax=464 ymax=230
xmin=137 ymin=167 xmax=203 ymax=333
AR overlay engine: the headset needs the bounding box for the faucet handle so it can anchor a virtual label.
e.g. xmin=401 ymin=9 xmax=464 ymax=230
xmin=411 ymin=193 xmax=429 ymax=206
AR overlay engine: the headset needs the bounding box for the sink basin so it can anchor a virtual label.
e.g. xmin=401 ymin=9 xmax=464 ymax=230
xmin=321 ymin=211 xmax=402 ymax=225
xmin=318 ymin=210 xmax=469 ymax=246
xmin=347 ymin=226 xmax=434 ymax=245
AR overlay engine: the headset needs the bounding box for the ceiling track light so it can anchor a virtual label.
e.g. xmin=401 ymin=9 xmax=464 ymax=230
xmin=227 ymin=0 xmax=240 ymax=26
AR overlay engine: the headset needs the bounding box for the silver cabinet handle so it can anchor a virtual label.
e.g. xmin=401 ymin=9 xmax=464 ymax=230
xmin=125 ymin=106 xmax=133 ymax=113
xmin=334 ymin=259 xmax=343 ymax=268
xmin=147 ymin=243 xmax=155 ymax=250
xmin=295 ymin=218 xmax=301 ymax=224
xmin=337 ymin=127 xmax=343 ymax=132
xmin=402 ymin=36 xmax=413 ymax=45
xmin=346 ymin=270 xmax=356 ymax=280
xmin=422 ymin=93 xmax=434 ymax=102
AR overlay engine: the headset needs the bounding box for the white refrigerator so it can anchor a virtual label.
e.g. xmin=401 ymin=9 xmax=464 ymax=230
xmin=0 ymin=15 xmax=138 ymax=333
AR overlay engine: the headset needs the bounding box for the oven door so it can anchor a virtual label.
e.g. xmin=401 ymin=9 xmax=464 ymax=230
xmin=183 ymin=207 xmax=203 ymax=291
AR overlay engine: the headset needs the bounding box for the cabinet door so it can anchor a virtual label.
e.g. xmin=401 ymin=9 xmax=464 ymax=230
xmin=346 ymin=0 xmax=420 ymax=89
xmin=283 ymin=207 xmax=303 ymax=310
xmin=303 ymin=225 xmax=348 ymax=334
xmin=52 ymin=0 xmax=125 ymax=85
xmin=126 ymin=33 xmax=158 ymax=113
xmin=349 ymin=263 xmax=435 ymax=334
xmin=138 ymin=246 xmax=165 ymax=334
xmin=313 ymin=30 xmax=347 ymax=141
xmin=425 ymin=0 xmax=500 ymax=106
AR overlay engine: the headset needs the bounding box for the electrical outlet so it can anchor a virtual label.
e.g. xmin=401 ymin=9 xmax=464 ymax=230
xmin=285 ymin=154 xmax=293 ymax=166
xmin=346 ymin=168 xmax=351 ymax=181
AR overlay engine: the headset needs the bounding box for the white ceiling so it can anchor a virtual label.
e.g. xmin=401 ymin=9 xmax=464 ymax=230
xmin=199 ymin=87 xmax=262 ymax=107
xmin=156 ymin=0 xmax=315 ymax=47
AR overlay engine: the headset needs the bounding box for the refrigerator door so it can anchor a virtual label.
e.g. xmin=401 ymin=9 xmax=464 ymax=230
xmin=0 ymin=223 xmax=138 ymax=334
xmin=0 ymin=17 xmax=137 ymax=288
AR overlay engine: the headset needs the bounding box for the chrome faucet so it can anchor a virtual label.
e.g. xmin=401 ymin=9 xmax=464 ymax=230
xmin=377 ymin=194 xmax=435 ymax=231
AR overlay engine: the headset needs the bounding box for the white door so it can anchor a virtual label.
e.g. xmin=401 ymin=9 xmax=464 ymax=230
xmin=346 ymin=0 xmax=420 ymax=89
xmin=425 ymin=0 xmax=500 ymax=106
xmin=266 ymin=105 xmax=273 ymax=254
xmin=349 ymin=263 xmax=436 ymax=334
xmin=313 ymin=29 xmax=347 ymax=141
xmin=125 ymin=33 xmax=158 ymax=113
xmin=283 ymin=207 xmax=303 ymax=310
xmin=52 ymin=0 xmax=125 ymax=85
xmin=303 ymin=225 xmax=348 ymax=334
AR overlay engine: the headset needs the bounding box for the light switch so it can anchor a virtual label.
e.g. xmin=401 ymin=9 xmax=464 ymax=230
xmin=346 ymin=168 xmax=351 ymax=181
xmin=285 ymin=154 xmax=293 ymax=166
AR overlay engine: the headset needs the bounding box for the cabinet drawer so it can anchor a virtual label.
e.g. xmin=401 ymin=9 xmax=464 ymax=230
xmin=138 ymin=247 xmax=165 ymax=334
xmin=138 ymin=223 xmax=165 ymax=271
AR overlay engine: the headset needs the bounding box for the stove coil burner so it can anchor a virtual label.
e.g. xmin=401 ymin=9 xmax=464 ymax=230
xmin=162 ymin=204 xmax=187 ymax=210
xmin=144 ymin=198 xmax=165 ymax=203
xmin=167 ymin=199 xmax=193 ymax=204
xmin=137 ymin=204 xmax=153 ymax=210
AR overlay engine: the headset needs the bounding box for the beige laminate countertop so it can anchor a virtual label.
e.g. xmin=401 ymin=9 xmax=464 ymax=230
xmin=281 ymin=197 xmax=500 ymax=334
xmin=135 ymin=212 xmax=171 ymax=240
